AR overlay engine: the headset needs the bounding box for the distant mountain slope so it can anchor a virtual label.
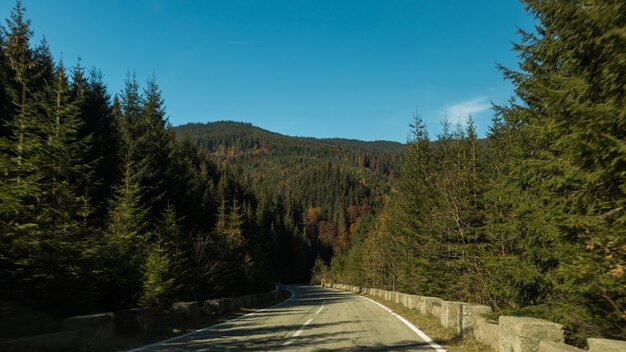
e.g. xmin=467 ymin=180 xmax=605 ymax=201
xmin=173 ymin=121 xmax=403 ymax=177
xmin=172 ymin=121 xmax=404 ymax=254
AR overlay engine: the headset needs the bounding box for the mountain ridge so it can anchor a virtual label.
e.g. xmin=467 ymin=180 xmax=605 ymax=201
xmin=173 ymin=120 xmax=404 ymax=153
xmin=171 ymin=120 xmax=403 ymax=264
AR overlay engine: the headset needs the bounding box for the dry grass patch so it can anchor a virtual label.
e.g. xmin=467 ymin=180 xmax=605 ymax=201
xmin=364 ymin=295 xmax=495 ymax=352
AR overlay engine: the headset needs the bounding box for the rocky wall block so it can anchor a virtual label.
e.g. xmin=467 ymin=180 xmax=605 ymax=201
xmin=499 ymin=316 xmax=563 ymax=352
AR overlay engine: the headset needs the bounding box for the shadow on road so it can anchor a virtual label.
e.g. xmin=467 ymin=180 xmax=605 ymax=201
xmin=136 ymin=285 xmax=446 ymax=351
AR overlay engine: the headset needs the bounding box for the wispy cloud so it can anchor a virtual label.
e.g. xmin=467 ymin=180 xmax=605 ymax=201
xmin=444 ymin=97 xmax=491 ymax=119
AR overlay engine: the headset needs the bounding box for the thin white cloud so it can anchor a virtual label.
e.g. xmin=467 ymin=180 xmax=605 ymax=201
xmin=445 ymin=97 xmax=491 ymax=119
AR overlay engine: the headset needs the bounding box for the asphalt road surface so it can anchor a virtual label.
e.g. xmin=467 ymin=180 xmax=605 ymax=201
xmin=130 ymin=285 xmax=444 ymax=351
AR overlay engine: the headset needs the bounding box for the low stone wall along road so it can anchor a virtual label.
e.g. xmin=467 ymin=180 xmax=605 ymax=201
xmin=129 ymin=285 xmax=444 ymax=351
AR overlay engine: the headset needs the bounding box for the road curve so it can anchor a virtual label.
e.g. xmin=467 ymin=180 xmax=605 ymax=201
xmin=130 ymin=284 xmax=441 ymax=351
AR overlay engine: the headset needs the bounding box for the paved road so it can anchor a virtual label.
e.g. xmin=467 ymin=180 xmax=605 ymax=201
xmin=131 ymin=285 xmax=442 ymax=351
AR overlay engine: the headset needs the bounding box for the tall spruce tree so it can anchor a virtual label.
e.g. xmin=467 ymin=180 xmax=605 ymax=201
xmin=137 ymin=76 xmax=170 ymax=222
xmin=101 ymin=157 xmax=148 ymax=309
xmin=390 ymin=112 xmax=434 ymax=293
xmin=71 ymin=65 xmax=119 ymax=223
xmin=140 ymin=203 xmax=185 ymax=310
xmin=34 ymin=63 xmax=95 ymax=306
xmin=0 ymin=1 xmax=49 ymax=300
xmin=496 ymin=0 xmax=625 ymax=340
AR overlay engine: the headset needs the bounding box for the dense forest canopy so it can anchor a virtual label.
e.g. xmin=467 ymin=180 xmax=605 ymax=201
xmin=0 ymin=2 xmax=402 ymax=329
xmin=0 ymin=1 xmax=330 ymax=324
xmin=324 ymin=0 xmax=625 ymax=346
xmin=174 ymin=121 xmax=402 ymax=263
xmin=0 ymin=0 xmax=624 ymax=347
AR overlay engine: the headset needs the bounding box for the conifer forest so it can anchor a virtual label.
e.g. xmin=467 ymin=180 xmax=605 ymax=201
xmin=0 ymin=0 xmax=624 ymax=346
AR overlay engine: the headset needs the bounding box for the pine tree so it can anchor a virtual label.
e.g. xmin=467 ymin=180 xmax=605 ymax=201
xmin=140 ymin=241 xmax=176 ymax=310
xmin=101 ymin=156 xmax=148 ymax=308
xmin=71 ymin=65 xmax=119 ymax=223
xmin=496 ymin=0 xmax=626 ymax=340
xmin=0 ymin=0 xmax=49 ymax=298
xmin=32 ymin=63 xmax=96 ymax=305
xmin=382 ymin=112 xmax=434 ymax=293
xmin=140 ymin=203 xmax=185 ymax=309
xmin=118 ymin=74 xmax=170 ymax=229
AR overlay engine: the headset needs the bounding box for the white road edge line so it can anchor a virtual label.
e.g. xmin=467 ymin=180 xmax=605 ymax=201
xmin=315 ymin=305 xmax=324 ymax=314
xmin=361 ymin=296 xmax=447 ymax=352
xmin=282 ymin=318 xmax=313 ymax=346
xmin=125 ymin=288 xmax=295 ymax=352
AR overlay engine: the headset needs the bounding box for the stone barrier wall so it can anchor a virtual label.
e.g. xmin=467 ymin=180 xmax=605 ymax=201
xmin=474 ymin=316 xmax=499 ymax=349
xmin=327 ymin=283 xmax=625 ymax=352
xmin=499 ymin=316 xmax=563 ymax=352
xmin=587 ymin=338 xmax=626 ymax=352
xmin=0 ymin=289 xmax=286 ymax=352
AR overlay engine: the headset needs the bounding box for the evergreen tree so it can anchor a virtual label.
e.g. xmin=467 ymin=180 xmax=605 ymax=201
xmin=140 ymin=203 xmax=185 ymax=310
xmin=137 ymin=76 xmax=170 ymax=221
xmin=140 ymin=241 xmax=177 ymax=311
xmin=390 ymin=112 xmax=434 ymax=293
xmin=0 ymin=0 xmax=49 ymax=300
xmin=494 ymin=0 xmax=625 ymax=340
xmin=101 ymin=157 xmax=148 ymax=308
xmin=71 ymin=65 xmax=119 ymax=222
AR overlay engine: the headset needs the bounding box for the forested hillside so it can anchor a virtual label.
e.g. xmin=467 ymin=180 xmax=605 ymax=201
xmin=0 ymin=2 xmax=323 ymax=327
xmin=1 ymin=0 xmax=624 ymax=348
xmin=174 ymin=121 xmax=403 ymax=269
xmin=0 ymin=2 xmax=403 ymax=331
xmin=326 ymin=0 xmax=625 ymax=346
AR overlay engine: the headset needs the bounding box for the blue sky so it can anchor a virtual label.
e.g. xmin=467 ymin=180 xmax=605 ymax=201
xmin=2 ymin=1 xmax=535 ymax=142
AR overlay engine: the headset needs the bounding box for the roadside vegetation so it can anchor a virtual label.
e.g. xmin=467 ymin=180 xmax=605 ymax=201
xmin=365 ymin=295 xmax=495 ymax=352
xmin=325 ymin=0 xmax=625 ymax=346
xmin=0 ymin=0 xmax=398 ymax=341
xmin=0 ymin=1 xmax=313 ymax=338
xmin=1 ymin=0 xmax=623 ymax=348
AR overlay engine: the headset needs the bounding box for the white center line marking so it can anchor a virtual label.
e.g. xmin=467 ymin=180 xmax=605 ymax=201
xmin=283 ymin=318 xmax=313 ymax=345
xmin=315 ymin=305 xmax=324 ymax=314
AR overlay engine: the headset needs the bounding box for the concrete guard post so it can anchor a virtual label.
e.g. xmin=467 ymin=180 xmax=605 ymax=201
xmin=441 ymin=301 xmax=493 ymax=335
xmin=431 ymin=302 xmax=442 ymax=319
xmin=115 ymin=308 xmax=142 ymax=335
xmin=461 ymin=304 xmax=492 ymax=336
xmin=587 ymin=338 xmax=626 ymax=352
xmin=399 ymin=293 xmax=410 ymax=308
xmin=407 ymin=295 xmax=421 ymax=310
xmin=421 ymin=296 xmax=443 ymax=316
xmin=499 ymin=316 xmax=564 ymax=352
xmin=222 ymin=297 xmax=235 ymax=313
xmin=474 ymin=316 xmax=499 ymax=350
xmin=203 ymin=299 xmax=220 ymax=314
xmin=538 ymin=341 xmax=586 ymax=352
xmin=385 ymin=290 xmax=392 ymax=301
xmin=62 ymin=312 xmax=115 ymax=340
xmin=172 ymin=301 xmax=199 ymax=322
xmin=440 ymin=301 xmax=465 ymax=333
xmin=238 ymin=294 xmax=254 ymax=308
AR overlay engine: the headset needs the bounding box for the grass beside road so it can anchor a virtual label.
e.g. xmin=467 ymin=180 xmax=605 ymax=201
xmin=364 ymin=295 xmax=495 ymax=352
